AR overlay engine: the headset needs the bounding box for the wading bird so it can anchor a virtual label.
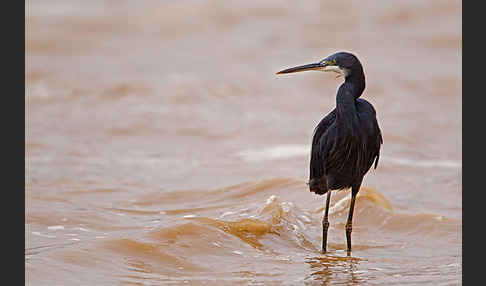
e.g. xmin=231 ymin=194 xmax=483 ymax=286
xmin=276 ymin=52 xmax=383 ymax=255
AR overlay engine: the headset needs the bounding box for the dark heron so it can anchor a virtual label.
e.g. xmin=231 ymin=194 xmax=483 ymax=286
xmin=276 ymin=51 xmax=383 ymax=254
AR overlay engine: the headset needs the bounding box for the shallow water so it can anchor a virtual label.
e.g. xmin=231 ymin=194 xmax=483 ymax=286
xmin=26 ymin=0 xmax=461 ymax=285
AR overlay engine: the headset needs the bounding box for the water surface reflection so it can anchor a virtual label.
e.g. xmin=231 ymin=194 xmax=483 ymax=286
xmin=305 ymin=255 xmax=364 ymax=285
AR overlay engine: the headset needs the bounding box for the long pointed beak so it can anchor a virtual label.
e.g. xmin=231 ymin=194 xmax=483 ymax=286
xmin=276 ymin=62 xmax=324 ymax=75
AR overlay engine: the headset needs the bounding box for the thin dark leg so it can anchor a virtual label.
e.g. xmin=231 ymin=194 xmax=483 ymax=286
xmin=346 ymin=187 xmax=359 ymax=256
xmin=321 ymin=190 xmax=332 ymax=253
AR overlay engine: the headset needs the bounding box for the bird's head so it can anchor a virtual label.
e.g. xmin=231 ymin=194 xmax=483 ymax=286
xmin=276 ymin=51 xmax=363 ymax=79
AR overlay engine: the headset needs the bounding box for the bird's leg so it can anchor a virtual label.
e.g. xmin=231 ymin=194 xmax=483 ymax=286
xmin=321 ymin=190 xmax=332 ymax=253
xmin=345 ymin=187 xmax=359 ymax=256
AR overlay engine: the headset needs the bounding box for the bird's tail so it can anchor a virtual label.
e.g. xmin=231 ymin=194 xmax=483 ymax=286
xmin=308 ymin=176 xmax=328 ymax=195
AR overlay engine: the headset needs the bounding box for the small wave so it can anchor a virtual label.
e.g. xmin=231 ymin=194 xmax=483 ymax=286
xmin=318 ymin=187 xmax=459 ymax=238
xmin=133 ymin=179 xmax=457 ymax=245
xmin=97 ymin=182 xmax=460 ymax=280
xmin=97 ymin=179 xmax=459 ymax=277
xmin=133 ymin=177 xmax=304 ymax=207
xmin=103 ymin=238 xmax=205 ymax=273
xmin=144 ymin=194 xmax=317 ymax=252
xmin=189 ymin=217 xmax=275 ymax=249
xmin=327 ymin=187 xmax=393 ymax=215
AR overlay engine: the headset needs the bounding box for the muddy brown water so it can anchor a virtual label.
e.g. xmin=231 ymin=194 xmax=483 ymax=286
xmin=26 ymin=1 xmax=461 ymax=285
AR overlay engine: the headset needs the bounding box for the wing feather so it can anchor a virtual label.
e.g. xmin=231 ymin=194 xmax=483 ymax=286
xmin=309 ymin=109 xmax=336 ymax=182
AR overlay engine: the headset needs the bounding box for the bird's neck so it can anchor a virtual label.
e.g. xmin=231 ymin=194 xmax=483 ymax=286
xmin=336 ymin=68 xmax=365 ymax=108
xmin=335 ymin=70 xmax=365 ymax=132
xmin=344 ymin=66 xmax=365 ymax=98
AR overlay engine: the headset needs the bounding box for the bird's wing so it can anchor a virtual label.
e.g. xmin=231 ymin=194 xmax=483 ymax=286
xmin=309 ymin=109 xmax=336 ymax=182
xmin=374 ymin=124 xmax=383 ymax=169
xmin=356 ymin=99 xmax=383 ymax=170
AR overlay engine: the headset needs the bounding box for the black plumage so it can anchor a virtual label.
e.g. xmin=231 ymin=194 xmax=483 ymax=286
xmin=277 ymin=52 xmax=383 ymax=254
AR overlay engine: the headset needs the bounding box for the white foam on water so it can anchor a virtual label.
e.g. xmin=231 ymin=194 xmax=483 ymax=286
xmin=266 ymin=195 xmax=279 ymax=205
xmin=220 ymin=211 xmax=237 ymax=218
xmin=32 ymin=232 xmax=56 ymax=238
xmin=235 ymin=145 xmax=309 ymax=162
xmin=329 ymin=196 xmax=350 ymax=214
xmin=383 ymin=156 xmax=461 ymax=169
